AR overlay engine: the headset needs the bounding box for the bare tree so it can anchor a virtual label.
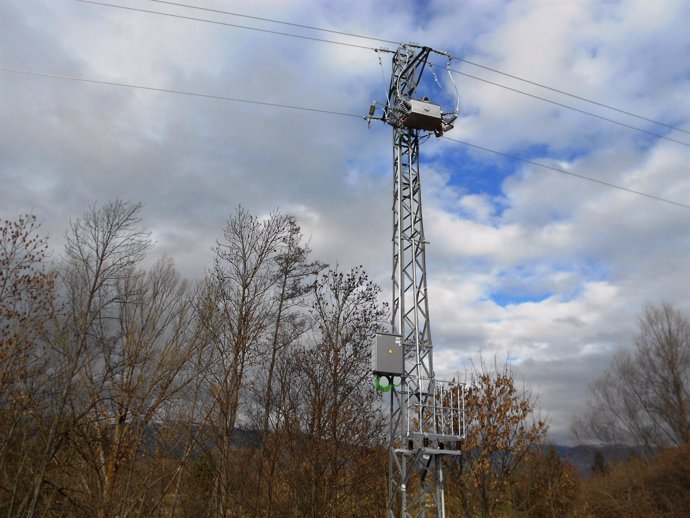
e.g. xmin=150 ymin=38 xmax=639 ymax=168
xmin=0 ymin=214 xmax=54 ymax=380
xmin=257 ymin=218 xmax=324 ymax=439
xmin=573 ymin=302 xmax=690 ymax=454
xmin=1 ymin=205 xmax=402 ymax=517
xmin=246 ymin=217 xmax=325 ymax=518
xmin=280 ymin=266 xmax=388 ymax=518
xmin=64 ymin=257 xmax=198 ymax=518
xmin=18 ymin=200 xmax=153 ymax=518
xmin=0 ymin=215 xmax=55 ymax=516
xmin=196 ymin=207 xmax=293 ymax=518
xmin=447 ymin=358 xmax=548 ymax=518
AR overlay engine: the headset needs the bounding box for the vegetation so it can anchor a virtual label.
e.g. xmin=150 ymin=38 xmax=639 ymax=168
xmin=573 ymin=302 xmax=690 ymax=454
xmin=0 ymin=202 xmax=389 ymax=518
xmin=446 ymin=360 xmax=550 ymax=518
xmin=574 ymin=443 xmax=690 ymax=518
xmin=568 ymin=301 xmax=690 ymax=518
xmin=1 ymin=203 xmax=688 ymax=517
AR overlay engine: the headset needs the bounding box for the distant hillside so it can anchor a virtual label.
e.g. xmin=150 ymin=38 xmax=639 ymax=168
xmin=141 ymin=423 xmax=638 ymax=479
xmin=550 ymin=444 xmax=642 ymax=477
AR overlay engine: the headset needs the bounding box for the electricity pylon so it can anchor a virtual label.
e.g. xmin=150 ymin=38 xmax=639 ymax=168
xmin=369 ymin=44 xmax=464 ymax=518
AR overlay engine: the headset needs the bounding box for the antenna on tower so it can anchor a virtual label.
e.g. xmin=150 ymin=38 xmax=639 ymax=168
xmin=368 ymin=43 xmax=466 ymax=518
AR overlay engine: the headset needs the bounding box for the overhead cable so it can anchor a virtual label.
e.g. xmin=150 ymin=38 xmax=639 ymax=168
xmin=442 ymin=136 xmax=690 ymax=210
xmin=0 ymin=66 xmax=362 ymax=119
xmin=135 ymin=0 xmax=690 ymax=137
xmin=79 ymin=0 xmax=690 ymax=148
xmin=145 ymin=0 xmax=400 ymax=46
xmin=449 ymin=57 xmax=690 ymax=136
xmin=2 ymin=64 xmax=687 ymax=210
xmin=441 ymin=67 xmax=690 ymax=148
xmin=77 ymin=0 xmax=381 ymax=51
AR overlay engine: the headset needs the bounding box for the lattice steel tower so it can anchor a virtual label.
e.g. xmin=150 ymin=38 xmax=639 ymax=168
xmin=369 ymin=44 xmax=464 ymax=518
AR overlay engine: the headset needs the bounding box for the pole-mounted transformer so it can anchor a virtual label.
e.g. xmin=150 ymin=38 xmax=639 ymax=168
xmin=367 ymin=44 xmax=465 ymax=518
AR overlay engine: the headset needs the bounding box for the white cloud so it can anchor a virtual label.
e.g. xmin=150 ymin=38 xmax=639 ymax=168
xmin=2 ymin=0 xmax=689 ymax=444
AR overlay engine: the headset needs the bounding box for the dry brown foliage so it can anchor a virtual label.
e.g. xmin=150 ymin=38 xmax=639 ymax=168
xmin=575 ymin=443 xmax=690 ymax=518
xmin=446 ymin=360 xmax=549 ymax=518
xmin=511 ymin=447 xmax=580 ymax=518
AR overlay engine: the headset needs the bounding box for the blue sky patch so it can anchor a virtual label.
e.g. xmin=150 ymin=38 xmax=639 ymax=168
xmin=490 ymin=291 xmax=551 ymax=307
xmin=426 ymin=147 xmax=519 ymax=198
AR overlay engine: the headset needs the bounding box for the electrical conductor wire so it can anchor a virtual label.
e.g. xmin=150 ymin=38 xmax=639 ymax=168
xmin=1 ymin=64 xmax=688 ymax=210
xmin=442 ymin=67 xmax=690 ymax=148
xmin=77 ymin=0 xmax=380 ymax=51
xmin=135 ymin=0 xmax=690 ymax=137
xmin=0 ymin=66 xmax=362 ymax=119
xmin=78 ymin=0 xmax=690 ymax=149
xmin=442 ymin=136 xmax=690 ymax=210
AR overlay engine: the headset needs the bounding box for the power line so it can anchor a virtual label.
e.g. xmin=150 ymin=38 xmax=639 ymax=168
xmin=442 ymin=136 xmax=690 ymax=210
xmin=1 ymin=65 xmax=687 ymax=210
xmin=0 ymin=66 xmax=362 ymax=119
xmin=76 ymin=0 xmax=380 ymax=52
xmin=78 ymin=0 xmax=690 ymax=149
xmin=146 ymin=0 xmax=400 ymax=46
xmin=443 ymin=67 xmax=690 ymax=148
xmin=137 ymin=0 xmax=690 ymax=137
xmin=450 ymin=57 xmax=690 ymax=137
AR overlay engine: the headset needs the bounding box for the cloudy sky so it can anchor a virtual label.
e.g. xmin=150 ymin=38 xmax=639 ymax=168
xmin=2 ymin=0 xmax=690 ymax=443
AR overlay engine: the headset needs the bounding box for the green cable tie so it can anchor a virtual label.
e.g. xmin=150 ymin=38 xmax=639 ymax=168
xmin=375 ymin=374 xmax=394 ymax=393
